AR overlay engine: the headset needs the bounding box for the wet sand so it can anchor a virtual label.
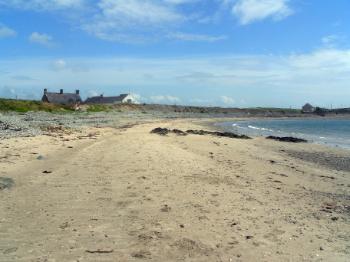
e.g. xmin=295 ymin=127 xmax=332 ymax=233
xmin=0 ymin=119 xmax=349 ymax=261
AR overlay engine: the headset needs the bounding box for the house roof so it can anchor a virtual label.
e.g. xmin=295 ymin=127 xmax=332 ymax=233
xmin=43 ymin=92 xmax=82 ymax=104
xmin=85 ymin=94 xmax=129 ymax=104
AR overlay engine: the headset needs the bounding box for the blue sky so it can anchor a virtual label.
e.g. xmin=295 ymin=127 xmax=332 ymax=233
xmin=0 ymin=0 xmax=350 ymax=108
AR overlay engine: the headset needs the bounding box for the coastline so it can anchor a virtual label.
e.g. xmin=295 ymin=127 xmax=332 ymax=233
xmin=0 ymin=116 xmax=349 ymax=261
xmin=209 ymin=117 xmax=350 ymax=150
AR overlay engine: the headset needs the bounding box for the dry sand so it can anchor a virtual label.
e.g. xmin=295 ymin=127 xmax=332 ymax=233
xmin=0 ymin=119 xmax=349 ymax=262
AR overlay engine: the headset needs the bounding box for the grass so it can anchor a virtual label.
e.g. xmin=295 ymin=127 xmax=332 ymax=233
xmin=0 ymin=98 xmax=74 ymax=113
xmin=86 ymin=104 xmax=112 ymax=112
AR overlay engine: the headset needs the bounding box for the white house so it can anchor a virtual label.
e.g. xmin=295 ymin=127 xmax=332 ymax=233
xmin=85 ymin=94 xmax=138 ymax=104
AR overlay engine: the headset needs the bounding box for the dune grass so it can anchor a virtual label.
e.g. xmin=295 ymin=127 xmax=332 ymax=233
xmin=0 ymin=98 xmax=73 ymax=113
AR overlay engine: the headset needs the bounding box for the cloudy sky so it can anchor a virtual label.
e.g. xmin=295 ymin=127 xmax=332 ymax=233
xmin=0 ymin=0 xmax=349 ymax=108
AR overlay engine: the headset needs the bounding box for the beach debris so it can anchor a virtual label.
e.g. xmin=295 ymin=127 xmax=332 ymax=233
xmin=151 ymin=127 xmax=251 ymax=139
xmin=86 ymin=249 xmax=114 ymax=254
xmin=3 ymin=247 xmax=18 ymax=254
xmin=319 ymin=175 xmax=335 ymax=180
xmin=131 ymin=250 xmax=151 ymax=259
xmin=59 ymin=222 xmax=69 ymax=230
xmin=266 ymin=136 xmax=307 ymax=143
xmin=160 ymin=204 xmax=171 ymax=212
xmin=37 ymin=155 xmax=45 ymax=160
xmin=42 ymin=170 xmax=52 ymax=174
xmin=320 ymin=202 xmax=337 ymax=213
xmin=0 ymin=177 xmax=14 ymax=190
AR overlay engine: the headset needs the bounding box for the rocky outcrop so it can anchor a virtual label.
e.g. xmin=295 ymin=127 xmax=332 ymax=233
xmin=151 ymin=128 xmax=251 ymax=139
xmin=266 ymin=136 xmax=307 ymax=143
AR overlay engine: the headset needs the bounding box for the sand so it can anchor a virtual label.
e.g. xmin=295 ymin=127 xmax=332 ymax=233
xmin=0 ymin=119 xmax=349 ymax=262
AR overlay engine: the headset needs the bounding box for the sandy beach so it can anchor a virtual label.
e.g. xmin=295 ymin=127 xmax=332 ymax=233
xmin=0 ymin=118 xmax=349 ymax=262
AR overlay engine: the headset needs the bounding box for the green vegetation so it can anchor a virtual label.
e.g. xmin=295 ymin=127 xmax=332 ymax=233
xmin=86 ymin=104 xmax=112 ymax=112
xmin=0 ymin=98 xmax=73 ymax=112
xmin=249 ymin=107 xmax=301 ymax=113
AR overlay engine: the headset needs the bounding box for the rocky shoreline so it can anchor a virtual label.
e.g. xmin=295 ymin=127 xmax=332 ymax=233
xmin=0 ymin=111 xmax=166 ymax=140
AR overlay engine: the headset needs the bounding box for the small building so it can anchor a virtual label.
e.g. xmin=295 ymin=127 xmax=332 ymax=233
xmin=302 ymin=103 xmax=315 ymax=113
xmin=85 ymin=94 xmax=136 ymax=104
xmin=42 ymin=89 xmax=82 ymax=106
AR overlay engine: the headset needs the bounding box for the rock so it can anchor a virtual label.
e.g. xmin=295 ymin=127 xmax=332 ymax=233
xmin=42 ymin=170 xmax=52 ymax=174
xmin=151 ymin=127 xmax=251 ymax=139
xmin=172 ymin=129 xmax=187 ymax=136
xmin=187 ymin=129 xmax=251 ymax=139
xmin=0 ymin=177 xmax=14 ymax=191
xmin=150 ymin=127 xmax=170 ymax=136
xmin=37 ymin=155 xmax=45 ymax=160
xmin=266 ymin=136 xmax=307 ymax=143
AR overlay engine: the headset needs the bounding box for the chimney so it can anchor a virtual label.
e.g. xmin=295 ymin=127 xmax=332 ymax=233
xmin=76 ymin=90 xmax=80 ymax=95
xmin=60 ymin=89 xmax=63 ymax=94
xmin=44 ymin=88 xmax=47 ymax=95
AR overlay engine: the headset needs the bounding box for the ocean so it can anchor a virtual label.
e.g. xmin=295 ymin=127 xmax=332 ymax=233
xmin=217 ymin=118 xmax=350 ymax=149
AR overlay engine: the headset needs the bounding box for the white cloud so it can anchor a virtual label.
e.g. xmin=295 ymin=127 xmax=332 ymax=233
xmin=82 ymin=0 xmax=185 ymax=43
xmin=29 ymin=32 xmax=54 ymax=47
xmin=321 ymin=34 xmax=346 ymax=48
xmin=0 ymin=0 xmax=84 ymax=10
xmin=52 ymin=59 xmax=67 ymax=70
xmin=221 ymin=95 xmax=235 ymax=105
xmin=0 ymin=24 xmax=17 ymax=38
xmin=0 ymin=0 xmax=294 ymax=43
xmin=232 ymin=0 xmax=293 ymax=25
xmin=150 ymin=95 xmax=181 ymax=104
xmin=168 ymin=32 xmax=227 ymax=42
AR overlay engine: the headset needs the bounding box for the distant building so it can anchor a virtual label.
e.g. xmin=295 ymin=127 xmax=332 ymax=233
xmin=302 ymin=103 xmax=315 ymax=113
xmin=42 ymin=89 xmax=82 ymax=106
xmin=85 ymin=94 xmax=137 ymax=104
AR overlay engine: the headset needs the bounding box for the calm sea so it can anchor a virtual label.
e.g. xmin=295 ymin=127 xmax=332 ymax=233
xmin=217 ymin=118 xmax=350 ymax=149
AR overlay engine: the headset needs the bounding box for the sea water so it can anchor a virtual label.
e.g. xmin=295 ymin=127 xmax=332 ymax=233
xmin=217 ymin=118 xmax=350 ymax=149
